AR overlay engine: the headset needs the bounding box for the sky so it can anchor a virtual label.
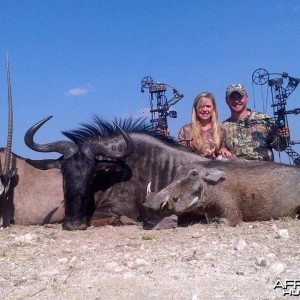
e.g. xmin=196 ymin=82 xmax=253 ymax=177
xmin=0 ymin=0 xmax=300 ymax=163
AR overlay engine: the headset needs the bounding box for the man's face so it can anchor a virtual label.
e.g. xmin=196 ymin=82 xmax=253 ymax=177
xmin=226 ymin=92 xmax=248 ymax=113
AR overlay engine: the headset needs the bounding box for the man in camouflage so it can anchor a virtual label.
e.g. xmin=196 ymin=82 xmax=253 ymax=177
xmin=223 ymin=83 xmax=290 ymax=161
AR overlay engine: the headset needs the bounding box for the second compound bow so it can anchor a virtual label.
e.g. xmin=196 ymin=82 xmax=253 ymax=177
xmin=252 ymin=68 xmax=300 ymax=164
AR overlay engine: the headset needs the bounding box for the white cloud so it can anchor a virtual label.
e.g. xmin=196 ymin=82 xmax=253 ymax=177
xmin=65 ymin=87 xmax=90 ymax=97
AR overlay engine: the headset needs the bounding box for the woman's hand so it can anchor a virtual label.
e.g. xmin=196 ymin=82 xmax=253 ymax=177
xmin=219 ymin=147 xmax=232 ymax=157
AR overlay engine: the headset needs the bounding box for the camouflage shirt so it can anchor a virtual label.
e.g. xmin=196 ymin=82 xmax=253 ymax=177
xmin=178 ymin=124 xmax=227 ymax=159
xmin=222 ymin=110 xmax=288 ymax=161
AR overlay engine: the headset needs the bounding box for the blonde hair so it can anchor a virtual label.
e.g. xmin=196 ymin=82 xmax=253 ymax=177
xmin=190 ymin=92 xmax=222 ymax=153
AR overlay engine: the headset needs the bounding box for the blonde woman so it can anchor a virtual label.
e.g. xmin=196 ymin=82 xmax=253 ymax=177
xmin=178 ymin=91 xmax=231 ymax=158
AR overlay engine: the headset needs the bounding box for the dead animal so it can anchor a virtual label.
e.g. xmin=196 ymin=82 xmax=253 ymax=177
xmin=143 ymin=160 xmax=300 ymax=226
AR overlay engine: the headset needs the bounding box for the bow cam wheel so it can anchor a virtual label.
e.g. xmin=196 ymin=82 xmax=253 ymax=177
xmin=252 ymin=68 xmax=269 ymax=85
xmin=141 ymin=76 xmax=153 ymax=88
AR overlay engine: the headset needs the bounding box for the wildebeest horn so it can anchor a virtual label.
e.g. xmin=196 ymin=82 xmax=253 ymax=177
xmin=24 ymin=116 xmax=79 ymax=159
xmin=81 ymin=122 xmax=134 ymax=159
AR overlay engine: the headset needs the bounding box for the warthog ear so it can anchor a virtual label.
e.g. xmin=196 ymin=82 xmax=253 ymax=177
xmin=203 ymin=169 xmax=225 ymax=184
xmin=176 ymin=165 xmax=184 ymax=174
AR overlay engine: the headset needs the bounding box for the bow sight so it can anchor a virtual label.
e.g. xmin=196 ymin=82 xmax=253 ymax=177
xmin=141 ymin=76 xmax=184 ymax=136
xmin=252 ymin=68 xmax=300 ymax=165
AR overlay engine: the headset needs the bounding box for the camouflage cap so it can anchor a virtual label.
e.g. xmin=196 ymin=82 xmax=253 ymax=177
xmin=226 ymin=83 xmax=247 ymax=98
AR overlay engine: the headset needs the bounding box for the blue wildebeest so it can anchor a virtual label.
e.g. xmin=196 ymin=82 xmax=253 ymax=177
xmin=143 ymin=160 xmax=300 ymax=227
xmin=24 ymin=116 xmax=210 ymax=230
xmin=24 ymin=116 xmax=135 ymax=231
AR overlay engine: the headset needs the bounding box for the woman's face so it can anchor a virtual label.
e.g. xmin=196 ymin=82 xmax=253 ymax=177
xmin=196 ymin=97 xmax=214 ymax=121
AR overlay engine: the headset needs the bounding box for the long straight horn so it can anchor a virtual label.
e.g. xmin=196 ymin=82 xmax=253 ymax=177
xmin=3 ymin=52 xmax=13 ymax=176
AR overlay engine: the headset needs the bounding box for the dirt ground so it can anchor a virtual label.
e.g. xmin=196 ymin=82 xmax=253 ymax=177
xmin=1 ymin=218 xmax=300 ymax=300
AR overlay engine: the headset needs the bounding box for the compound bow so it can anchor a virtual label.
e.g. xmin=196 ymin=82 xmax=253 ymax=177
xmin=140 ymin=76 xmax=184 ymax=136
xmin=252 ymin=68 xmax=300 ymax=164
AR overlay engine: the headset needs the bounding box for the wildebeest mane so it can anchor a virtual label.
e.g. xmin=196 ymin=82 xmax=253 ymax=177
xmin=61 ymin=116 xmax=179 ymax=146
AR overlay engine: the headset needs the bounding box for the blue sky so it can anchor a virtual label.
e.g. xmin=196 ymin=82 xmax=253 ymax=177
xmin=0 ymin=0 xmax=300 ymax=162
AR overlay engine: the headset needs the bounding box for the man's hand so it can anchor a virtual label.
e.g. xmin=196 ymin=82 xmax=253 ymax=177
xmin=277 ymin=127 xmax=290 ymax=138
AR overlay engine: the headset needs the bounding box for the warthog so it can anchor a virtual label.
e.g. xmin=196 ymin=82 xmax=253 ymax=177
xmin=143 ymin=160 xmax=300 ymax=226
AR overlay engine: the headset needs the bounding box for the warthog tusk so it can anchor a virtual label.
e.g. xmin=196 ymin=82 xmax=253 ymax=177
xmin=161 ymin=197 xmax=169 ymax=210
xmin=187 ymin=196 xmax=199 ymax=209
xmin=147 ymin=182 xmax=152 ymax=194
xmin=0 ymin=182 xmax=4 ymax=196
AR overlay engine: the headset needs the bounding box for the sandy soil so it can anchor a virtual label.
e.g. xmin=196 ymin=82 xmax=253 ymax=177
xmin=1 ymin=218 xmax=300 ymax=300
